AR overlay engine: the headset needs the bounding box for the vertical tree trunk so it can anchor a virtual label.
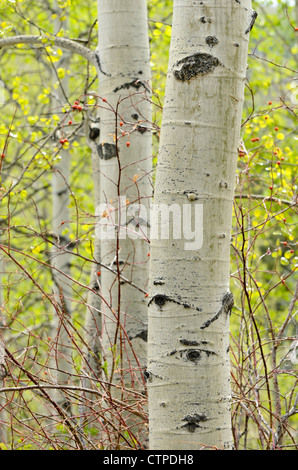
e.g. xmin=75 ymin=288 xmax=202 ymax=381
xmin=80 ymin=110 xmax=102 ymax=443
xmin=84 ymin=114 xmax=102 ymax=379
xmin=51 ymin=141 xmax=72 ymax=410
xmin=147 ymin=0 xmax=255 ymax=450
xmin=96 ymin=0 xmax=152 ymax=447
xmin=51 ymin=16 xmax=73 ymax=410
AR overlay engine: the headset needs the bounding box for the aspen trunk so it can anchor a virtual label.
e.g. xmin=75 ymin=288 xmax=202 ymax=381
xmin=96 ymin=0 xmax=152 ymax=447
xmin=51 ymin=144 xmax=72 ymax=410
xmin=147 ymin=0 xmax=255 ymax=450
xmin=51 ymin=27 xmax=73 ymax=410
xmin=80 ymin=112 xmax=102 ymax=443
xmin=84 ymin=114 xmax=102 ymax=381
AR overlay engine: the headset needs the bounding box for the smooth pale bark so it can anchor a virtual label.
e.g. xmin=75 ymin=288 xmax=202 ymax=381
xmin=97 ymin=0 xmax=152 ymax=446
xmin=51 ymin=29 xmax=73 ymax=410
xmin=147 ymin=0 xmax=254 ymax=450
xmin=79 ymin=113 xmax=102 ymax=442
xmin=51 ymin=145 xmax=73 ymax=409
xmin=84 ymin=118 xmax=102 ymax=377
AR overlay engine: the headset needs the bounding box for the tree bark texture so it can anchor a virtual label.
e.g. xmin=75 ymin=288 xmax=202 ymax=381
xmin=96 ymin=0 xmax=152 ymax=446
xmin=51 ymin=33 xmax=73 ymax=410
xmin=147 ymin=0 xmax=254 ymax=450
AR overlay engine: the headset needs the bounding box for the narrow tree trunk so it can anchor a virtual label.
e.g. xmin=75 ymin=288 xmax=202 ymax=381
xmin=51 ymin=144 xmax=72 ymax=410
xmin=84 ymin=113 xmax=102 ymax=382
xmin=96 ymin=0 xmax=152 ymax=447
xmin=51 ymin=22 xmax=73 ymax=410
xmin=147 ymin=0 xmax=255 ymax=450
xmin=79 ymin=111 xmax=102 ymax=443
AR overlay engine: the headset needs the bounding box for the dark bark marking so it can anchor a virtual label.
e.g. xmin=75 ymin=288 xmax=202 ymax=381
xmin=89 ymin=126 xmax=100 ymax=141
xmin=129 ymin=329 xmax=148 ymax=342
xmin=169 ymin=349 xmax=177 ymax=356
xmin=148 ymin=294 xmax=202 ymax=312
xmin=200 ymin=292 xmax=234 ymax=330
xmin=112 ymin=260 xmax=125 ymax=266
xmin=144 ymin=369 xmax=163 ymax=383
xmin=92 ymin=282 xmax=100 ymax=291
xmin=95 ymin=52 xmax=111 ymax=77
xmin=153 ymin=278 xmax=165 ymax=286
xmin=179 ymin=348 xmax=216 ymax=363
xmin=206 ymin=36 xmax=219 ymax=47
xmin=57 ymin=188 xmax=68 ymax=196
xmin=200 ymin=16 xmax=212 ymax=24
xmin=149 ymin=294 xmax=171 ymax=308
xmin=97 ymin=142 xmax=117 ymax=160
xmin=181 ymin=413 xmax=208 ymax=433
xmin=186 ymin=349 xmax=201 ymax=362
xmin=203 ymin=349 xmax=217 ymax=357
xmin=173 ymin=53 xmax=221 ymax=81
xmin=136 ymin=125 xmax=148 ymax=134
xmin=136 ymin=329 xmax=148 ymax=342
xmin=144 ymin=369 xmax=151 ymax=382
xmin=245 ymin=11 xmax=258 ymax=34
xmin=113 ymin=79 xmax=150 ymax=94
xmin=219 ymin=180 xmax=228 ymax=189
xmin=179 ymin=339 xmax=199 ymax=346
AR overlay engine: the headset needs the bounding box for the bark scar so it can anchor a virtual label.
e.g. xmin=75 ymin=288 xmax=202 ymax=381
xmin=181 ymin=413 xmax=208 ymax=433
xmin=173 ymin=53 xmax=221 ymax=81
xmin=95 ymin=52 xmax=111 ymax=77
xmin=97 ymin=142 xmax=117 ymax=160
xmin=200 ymin=292 xmax=234 ymax=330
xmin=206 ymin=36 xmax=219 ymax=48
xmin=179 ymin=339 xmax=199 ymax=346
xmin=113 ymin=79 xmax=150 ymax=94
xmin=148 ymin=294 xmax=202 ymax=312
xmin=245 ymin=11 xmax=258 ymax=34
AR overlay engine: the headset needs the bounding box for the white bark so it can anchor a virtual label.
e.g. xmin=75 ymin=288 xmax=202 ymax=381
xmin=51 ymin=27 xmax=73 ymax=409
xmin=96 ymin=0 xmax=152 ymax=446
xmin=147 ymin=0 xmax=254 ymax=450
xmin=82 ymin=105 xmax=102 ymax=382
xmin=79 ymin=113 xmax=102 ymax=443
xmin=51 ymin=147 xmax=73 ymax=408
